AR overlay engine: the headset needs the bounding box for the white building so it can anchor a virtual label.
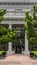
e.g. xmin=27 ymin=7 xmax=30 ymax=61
xmin=0 ymin=0 xmax=37 ymax=55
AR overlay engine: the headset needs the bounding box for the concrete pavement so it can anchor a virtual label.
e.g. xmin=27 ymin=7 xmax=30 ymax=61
xmin=0 ymin=54 xmax=37 ymax=65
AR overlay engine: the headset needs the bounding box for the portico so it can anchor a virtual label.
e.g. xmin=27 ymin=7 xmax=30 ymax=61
xmin=7 ymin=24 xmax=29 ymax=55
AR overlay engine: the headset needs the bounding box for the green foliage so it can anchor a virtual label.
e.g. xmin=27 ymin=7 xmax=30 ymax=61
xmin=0 ymin=9 xmax=6 ymax=16
xmin=0 ymin=25 xmax=19 ymax=43
xmin=0 ymin=9 xmax=6 ymax=22
xmin=0 ymin=26 xmax=7 ymax=36
xmin=25 ymin=5 xmax=37 ymax=44
xmin=0 ymin=9 xmax=19 ymax=43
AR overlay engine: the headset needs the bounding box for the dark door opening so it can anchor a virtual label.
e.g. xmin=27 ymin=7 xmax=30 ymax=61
xmin=12 ymin=24 xmax=25 ymax=54
xmin=15 ymin=45 xmax=22 ymax=54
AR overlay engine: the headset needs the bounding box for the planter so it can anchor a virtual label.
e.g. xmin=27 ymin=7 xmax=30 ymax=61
xmin=30 ymin=52 xmax=34 ymax=58
xmin=0 ymin=51 xmax=6 ymax=59
xmin=2 ymin=52 xmax=6 ymax=58
xmin=30 ymin=51 xmax=37 ymax=59
xmin=0 ymin=55 xmax=2 ymax=59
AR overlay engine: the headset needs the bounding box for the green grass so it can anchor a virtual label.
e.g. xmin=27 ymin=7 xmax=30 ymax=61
xmin=0 ymin=51 xmax=4 ymax=55
xmin=32 ymin=51 xmax=37 ymax=57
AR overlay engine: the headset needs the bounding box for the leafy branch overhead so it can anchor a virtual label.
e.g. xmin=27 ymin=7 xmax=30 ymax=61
xmin=0 ymin=9 xmax=6 ymax=22
xmin=25 ymin=5 xmax=37 ymax=44
xmin=0 ymin=10 xmax=19 ymax=43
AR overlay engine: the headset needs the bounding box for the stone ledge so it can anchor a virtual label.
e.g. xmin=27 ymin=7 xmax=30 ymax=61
xmin=0 ymin=0 xmax=37 ymax=4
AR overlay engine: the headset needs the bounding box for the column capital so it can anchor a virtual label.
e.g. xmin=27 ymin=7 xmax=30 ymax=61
xmin=9 ymin=24 xmax=12 ymax=30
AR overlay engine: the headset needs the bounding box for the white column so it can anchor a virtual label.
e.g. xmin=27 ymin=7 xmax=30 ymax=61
xmin=24 ymin=30 xmax=30 ymax=55
xmin=8 ymin=42 xmax=12 ymax=54
xmin=7 ymin=24 xmax=12 ymax=55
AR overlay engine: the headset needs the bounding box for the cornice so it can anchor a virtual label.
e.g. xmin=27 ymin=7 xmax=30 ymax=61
xmin=0 ymin=0 xmax=37 ymax=5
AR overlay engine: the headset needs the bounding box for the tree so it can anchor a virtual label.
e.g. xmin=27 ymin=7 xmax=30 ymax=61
xmin=0 ymin=9 xmax=19 ymax=43
xmin=25 ymin=5 xmax=37 ymax=45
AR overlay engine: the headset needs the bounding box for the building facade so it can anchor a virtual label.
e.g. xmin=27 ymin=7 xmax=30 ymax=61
xmin=0 ymin=0 xmax=37 ymax=55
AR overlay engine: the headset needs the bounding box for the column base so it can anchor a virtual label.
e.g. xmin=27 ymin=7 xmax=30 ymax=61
xmin=22 ymin=51 xmax=30 ymax=55
xmin=7 ymin=50 xmax=13 ymax=55
xmin=7 ymin=51 xmax=15 ymax=55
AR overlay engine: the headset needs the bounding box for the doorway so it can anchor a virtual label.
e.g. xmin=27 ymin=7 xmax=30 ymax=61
xmin=12 ymin=24 xmax=25 ymax=54
xmin=15 ymin=44 xmax=22 ymax=54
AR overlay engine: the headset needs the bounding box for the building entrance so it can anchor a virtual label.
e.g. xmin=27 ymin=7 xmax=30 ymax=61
xmin=12 ymin=24 xmax=25 ymax=54
xmin=15 ymin=44 xmax=22 ymax=54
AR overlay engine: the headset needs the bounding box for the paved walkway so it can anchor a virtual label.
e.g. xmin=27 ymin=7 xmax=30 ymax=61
xmin=0 ymin=54 xmax=37 ymax=65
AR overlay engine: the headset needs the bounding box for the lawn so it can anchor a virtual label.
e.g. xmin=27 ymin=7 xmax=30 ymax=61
xmin=32 ymin=51 xmax=37 ymax=57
